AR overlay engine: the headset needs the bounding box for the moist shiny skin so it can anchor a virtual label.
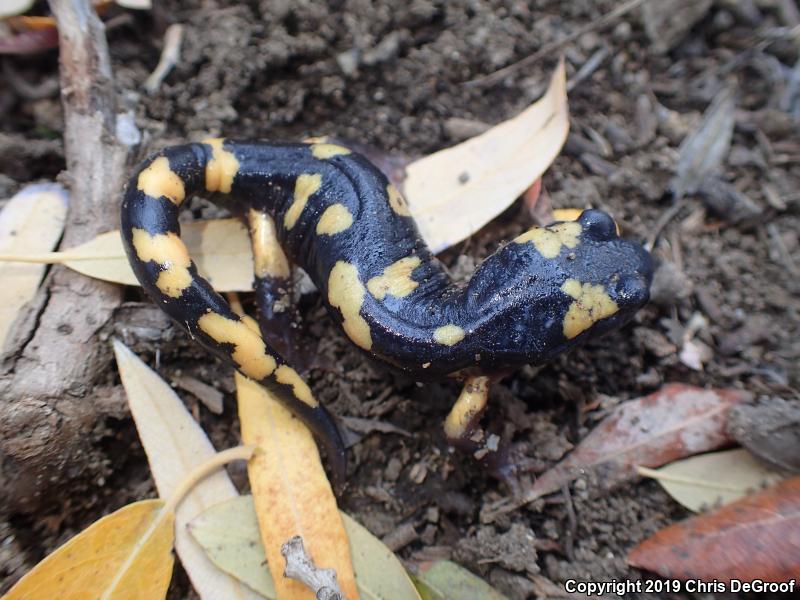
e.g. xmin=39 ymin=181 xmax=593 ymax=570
xmin=120 ymin=139 xmax=654 ymax=481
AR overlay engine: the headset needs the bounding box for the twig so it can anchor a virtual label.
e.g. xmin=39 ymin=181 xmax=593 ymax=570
xmin=561 ymin=483 xmax=577 ymax=561
xmin=2 ymin=60 xmax=60 ymax=99
xmin=465 ymin=0 xmax=650 ymax=88
xmin=282 ymin=536 xmax=344 ymax=600
xmin=0 ymin=0 xmax=137 ymax=515
xmin=144 ymin=24 xmax=184 ymax=94
xmin=646 ymin=199 xmax=686 ymax=252
xmin=766 ymin=223 xmax=799 ymax=277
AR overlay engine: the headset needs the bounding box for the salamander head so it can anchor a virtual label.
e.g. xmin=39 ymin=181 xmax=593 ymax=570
xmin=467 ymin=209 xmax=653 ymax=371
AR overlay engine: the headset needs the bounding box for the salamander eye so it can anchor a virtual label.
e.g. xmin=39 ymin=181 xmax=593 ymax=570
xmin=578 ymin=209 xmax=617 ymax=241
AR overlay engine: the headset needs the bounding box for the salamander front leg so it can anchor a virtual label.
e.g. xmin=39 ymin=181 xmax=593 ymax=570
xmin=247 ymin=209 xmax=311 ymax=370
xmin=444 ymin=376 xmax=518 ymax=494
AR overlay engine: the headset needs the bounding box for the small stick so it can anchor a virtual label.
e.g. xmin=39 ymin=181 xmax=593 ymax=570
xmin=144 ymin=24 xmax=183 ymax=94
xmin=282 ymin=536 xmax=344 ymax=600
xmin=465 ymin=0 xmax=650 ymax=88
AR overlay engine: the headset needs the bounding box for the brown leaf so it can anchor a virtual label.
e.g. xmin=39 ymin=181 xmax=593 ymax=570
xmin=628 ymin=476 xmax=800 ymax=582
xmin=524 ymin=384 xmax=752 ymax=502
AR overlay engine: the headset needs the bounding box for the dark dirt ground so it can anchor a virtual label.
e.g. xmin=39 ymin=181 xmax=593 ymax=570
xmin=1 ymin=1 xmax=799 ymax=598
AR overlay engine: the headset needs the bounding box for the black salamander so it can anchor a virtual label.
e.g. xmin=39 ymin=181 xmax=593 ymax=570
xmin=120 ymin=139 xmax=653 ymax=484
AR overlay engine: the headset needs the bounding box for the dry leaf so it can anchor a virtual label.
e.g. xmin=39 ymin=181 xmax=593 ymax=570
xmin=412 ymin=560 xmax=509 ymax=600
xmin=236 ymin=374 xmax=358 ymax=600
xmin=638 ymin=448 xmax=787 ymax=512
xmin=523 ymin=384 xmax=752 ymax=503
xmin=669 ymin=87 xmax=735 ymax=199
xmin=0 ymin=0 xmax=35 ymax=19
xmin=628 ymin=476 xmax=800 ymax=582
xmin=113 ymin=339 xmax=263 ymax=600
xmin=116 ymin=0 xmax=152 ymax=9
xmin=0 ymin=218 xmax=254 ymax=291
xmin=403 ymin=59 xmax=568 ymax=253
xmin=189 ymin=495 xmax=422 ymax=600
xmin=4 ymin=499 xmax=174 ymax=600
xmin=728 ymin=398 xmax=800 ymax=474
xmin=0 ymin=184 xmax=67 ymax=349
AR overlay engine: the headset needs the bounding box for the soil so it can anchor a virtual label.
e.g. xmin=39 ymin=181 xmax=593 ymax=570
xmin=1 ymin=1 xmax=799 ymax=598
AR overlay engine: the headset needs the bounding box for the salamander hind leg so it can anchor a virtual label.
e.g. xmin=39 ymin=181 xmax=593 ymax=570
xmin=247 ymin=208 xmax=316 ymax=371
xmin=444 ymin=376 xmax=520 ymax=494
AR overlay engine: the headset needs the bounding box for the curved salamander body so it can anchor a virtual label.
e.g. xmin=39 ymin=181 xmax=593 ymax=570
xmin=121 ymin=139 xmax=653 ymax=481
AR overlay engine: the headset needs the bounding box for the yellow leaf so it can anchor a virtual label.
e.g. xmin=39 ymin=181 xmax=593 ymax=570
xmin=0 ymin=184 xmax=67 ymax=348
xmin=0 ymin=218 xmax=254 ymax=292
xmin=113 ymin=339 xmax=264 ymax=600
xmin=638 ymin=448 xmax=788 ymax=512
xmin=403 ymin=59 xmax=569 ymax=253
xmin=189 ymin=495 xmax=421 ymax=600
xmin=236 ymin=373 xmax=359 ymax=600
xmin=4 ymin=499 xmax=174 ymax=600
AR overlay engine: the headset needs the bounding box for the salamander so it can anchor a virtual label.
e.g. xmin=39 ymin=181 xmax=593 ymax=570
xmin=120 ymin=139 xmax=653 ymax=484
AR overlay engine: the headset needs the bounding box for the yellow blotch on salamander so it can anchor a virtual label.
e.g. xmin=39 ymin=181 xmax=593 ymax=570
xmin=366 ymin=256 xmax=421 ymax=300
xmin=316 ymin=203 xmax=353 ymax=235
xmin=387 ymin=184 xmax=412 ymax=217
xmin=433 ymin=324 xmax=465 ymax=346
xmin=203 ymin=138 xmax=240 ymax=194
xmin=560 ymin=278 xmax=619 ymax=339
xmin=275 ymin=365 xmax=318 ymax=408
xmin=311 ymin=143 xmax=351 ymax=160
xmin=249 ymin=209 xmax=291 ymax=279
xmin=131 ymin=228 xmax=193 ymax=298
xmin=514 ymin=221 xmax=582 ymax=259
xmin=137 ymin=156 xmax=185 ymax=206
xmin=197 ymin=312 xmax=277 ymax=380
xmin=443 ymin=376 xmax=489 ymax=439
xmin=328 ymin=261 xmax=372 ymax=351
xmin=284 ymin=173 xmax=322 ymax=230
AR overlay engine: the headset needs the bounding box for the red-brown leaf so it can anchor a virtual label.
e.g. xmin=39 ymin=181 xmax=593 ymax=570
xmin=525 ymin=384 xmax=752 ymax=502
xmin=628 ymin=476 xmax=800 ymax=582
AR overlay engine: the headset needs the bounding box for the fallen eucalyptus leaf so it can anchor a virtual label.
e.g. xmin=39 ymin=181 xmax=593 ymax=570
xmin=638 ymin=448 xmax=787 ymax=512
xmin=669 ymin=87 xmax=735 ymax=199
xmin=0 ymin=0 xmax=35 ymax=19
xmin=0 ymin=218 xmax=254 ymax=292
xmin=412 ymin=560 xmax=509 ymax=600
xmin=4 ymin=499 xmax=174 ymax=600
xmin=113 ymin=339 xmax=263 ymax=600
xmin=0 ymin=184 xmax=67 ymax=349
xmin=403 ymin=59 xmax=568 ymax=253
xmin=116 ymin=0 xmax=152 ymax=9
xmin=628 ymin=476 xmax=800 ymax=582
xmin=523 ymin=384 xmax=752 ymax=503
xmin=236 ymin=374 xmax=358 ymax=599
xmin=189 ymin=495 xmax=422 ymax=600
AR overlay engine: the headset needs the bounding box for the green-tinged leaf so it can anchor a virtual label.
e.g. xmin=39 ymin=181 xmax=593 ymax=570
xmin=189 ymin=495 xmax=421 ymax=600
xmin=638 ymin=448 xmax=788 ymax=512
xmin=412 ymin=561 xmax=509 ymax=600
